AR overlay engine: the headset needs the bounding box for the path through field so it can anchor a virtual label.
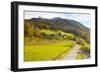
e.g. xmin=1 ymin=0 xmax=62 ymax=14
xmin=63 ymin=45 xmax=80 ymax=60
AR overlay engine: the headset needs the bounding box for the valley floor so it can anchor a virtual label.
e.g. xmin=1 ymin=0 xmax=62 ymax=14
xmin=24 ymin=37 xmax=89 ymax=62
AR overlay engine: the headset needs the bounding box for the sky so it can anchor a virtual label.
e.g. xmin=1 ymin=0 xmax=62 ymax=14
xmin=24 ymin=11 xmax=91 ymax=28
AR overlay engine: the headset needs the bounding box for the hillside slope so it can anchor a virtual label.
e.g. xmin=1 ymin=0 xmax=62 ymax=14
xmin=24 ymin=17 xmax=90 ymax=43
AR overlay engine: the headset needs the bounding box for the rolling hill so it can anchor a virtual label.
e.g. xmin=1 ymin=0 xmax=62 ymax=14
xmin=24 ymin=17 xmax=90 ymax=43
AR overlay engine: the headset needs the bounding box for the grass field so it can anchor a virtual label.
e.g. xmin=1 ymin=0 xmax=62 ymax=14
xmin=24 ymin=38 xmax=76 ymax=62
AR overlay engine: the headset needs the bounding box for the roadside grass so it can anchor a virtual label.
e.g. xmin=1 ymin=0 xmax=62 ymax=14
xmin=76 ymin=53 xmax=87 ymax=59
xmin=24 ymin=40 xmax=76 ymax=62
xmin=76 ymin=38 xmax=90 ymax=60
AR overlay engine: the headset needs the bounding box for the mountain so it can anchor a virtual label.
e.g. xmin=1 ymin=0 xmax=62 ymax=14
xmin=52 ymin=17 xmax=63 ymax=21
xmin=24 ymin=17 xmax=90 ymax=43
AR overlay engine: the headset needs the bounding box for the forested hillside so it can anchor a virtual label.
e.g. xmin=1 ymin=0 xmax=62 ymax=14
xmin=24 ymin=17 xmax=90 ymax=43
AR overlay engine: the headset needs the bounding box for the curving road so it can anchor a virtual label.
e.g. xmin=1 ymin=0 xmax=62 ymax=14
xmin=63 ymin=45 xmax=80 ymax=60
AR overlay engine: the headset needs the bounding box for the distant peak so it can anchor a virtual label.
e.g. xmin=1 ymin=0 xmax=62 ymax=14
xmin=52 ymin=17 xmax=63 ymax=20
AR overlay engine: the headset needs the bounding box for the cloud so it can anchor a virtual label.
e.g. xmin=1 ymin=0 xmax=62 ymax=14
xmin=24 ymin=11 xmax=91 ymax=28
xmin=64 ymin=14 xmax=91 ymax=28
xmin=24 ymin=11 xmax=62 ymax=19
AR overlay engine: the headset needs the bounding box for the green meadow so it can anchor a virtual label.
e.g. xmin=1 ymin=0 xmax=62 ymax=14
xmin=24 ymin=37 xmax=76 ymax=61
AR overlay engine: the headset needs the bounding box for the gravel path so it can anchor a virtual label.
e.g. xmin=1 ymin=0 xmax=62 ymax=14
xmin=63 ymin=45 xmax=80 ymax=60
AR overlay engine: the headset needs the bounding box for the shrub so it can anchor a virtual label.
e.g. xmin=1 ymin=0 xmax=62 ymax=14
xmin=80 ymin=40 xmax=90 ymax=54
xmin=24 ymin=21 xmax=34 ymax=37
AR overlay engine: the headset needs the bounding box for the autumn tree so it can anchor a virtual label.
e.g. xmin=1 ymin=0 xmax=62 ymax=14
xmin=24 ymin=21 xmax=34 ymax=37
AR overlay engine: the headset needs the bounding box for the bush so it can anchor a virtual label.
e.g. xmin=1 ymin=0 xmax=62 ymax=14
xmin=76 ymin=38 xmax=83 ymax=44
xmin=80 ymin=40 xmax=90 ymax=54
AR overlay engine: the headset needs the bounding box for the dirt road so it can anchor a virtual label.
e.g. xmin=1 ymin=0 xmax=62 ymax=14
xmin=63 ymin=45 xmax=80 ymax=60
